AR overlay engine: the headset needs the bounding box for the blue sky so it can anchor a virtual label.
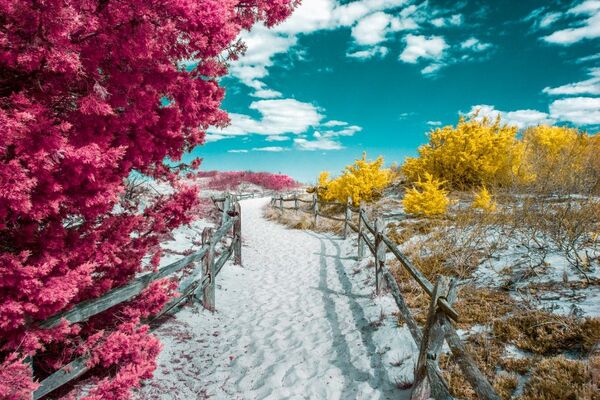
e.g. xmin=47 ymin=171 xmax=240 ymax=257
xmin=187 ymin=0 xmax=600 ymax=183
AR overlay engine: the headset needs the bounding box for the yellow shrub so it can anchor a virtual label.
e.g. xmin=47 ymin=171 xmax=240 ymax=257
xmin=403 ymin=173 xmax=449 ymax=217
xmin=472 ymin=187 xmax=497 ymax=212
xmin=523 ymin=125 xmax=597 ymax=193
xmin=402 ymin=114 xmax=525 ymax=189
xmin=317 ymin=153 xmax=392 ymax=205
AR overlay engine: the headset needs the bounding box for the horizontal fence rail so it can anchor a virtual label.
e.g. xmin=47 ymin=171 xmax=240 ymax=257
xmin=270 ymin=193 xmax=500 ymax=400
xmin=32 ymin=193 xmax=247 ymax=400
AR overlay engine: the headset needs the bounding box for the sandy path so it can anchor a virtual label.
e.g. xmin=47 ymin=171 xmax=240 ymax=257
xmin=136 ymin=197 xmax=411 ymax=399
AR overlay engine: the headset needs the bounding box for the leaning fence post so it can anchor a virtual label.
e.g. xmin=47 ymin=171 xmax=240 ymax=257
xmin=199 ymin=227 xmax=216 ymax=311
xmin=411 ymin=276 xmax=452 ymax=400
xmin=357 ymin=204 xmax=365 ymax=260
xmin=313 ymin=194 xmax=319 ymax=228
xmin=374 ymin=217 xmax=386 ymax=295
xmin=233 ymin=202 xmax=242 ymax=266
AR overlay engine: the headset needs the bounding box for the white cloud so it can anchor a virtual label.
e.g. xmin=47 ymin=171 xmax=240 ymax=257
xmin=294 ymin=136 xmax=345 ymax=151
xmin=427 ymin=120 xmax=442 ymax=126
xmin=543 ymin=68 xmax=600 ymax=96
xmin=399 ymin=34 xmax=448 ymax=64
xmin=229 ymin=29 xmax=297 ymax=96
xmin=265 ymin=135 xmax=291 ymax=142
xmin=252 ymin=89 xmax=283 ymax=99
xmin=469 ymin=100 xmax=600 ymax=127
xmin=549 ymin=97 xmax=600 ymax=125
xmin=421 ymin=63 xmax=443 ymax=75
xmin=577 ymin=52 xmax=600 ymax=63
xmin=543 ymin=1 xmax=600 ymax=44
xmin=228 ymin=149 xmax=248 ymax=153
xmin=539 ymin=12 xmax=561 ymax=28
xmin=351 ymin=12 xmax=393 ymax=45
xmin=323 ymin=120 xmax=348 ymax=127
xmin=320 ymin=125 xmax=363 ymax=137
xmin=468 ymin=105 xmax=555 ymax=129
xmin=431 ymin=14 xmax=463 ymax=27
xmin=251 ymin=146 xmax=289 ymax=152
xmin=210 ymin=99 xmax=323 ymax=137
xmin=209 ymin=98 xmax=362 ymax=155
xmin=460 ymin=37 xmax=492 ymax=52
xmin=205 ymin=134 xmax=232 ymax=143
xmin=229 ymin=0 xmax=410 ymax=96
xmin=346 ymin=46 xmax=389 ymax=59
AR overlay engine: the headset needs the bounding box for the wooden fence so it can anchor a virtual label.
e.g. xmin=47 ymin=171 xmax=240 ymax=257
xmin=31 ymin=193 xmax=244 ymax=400
xmin=270 ymin=194 xmax=501 ymax=400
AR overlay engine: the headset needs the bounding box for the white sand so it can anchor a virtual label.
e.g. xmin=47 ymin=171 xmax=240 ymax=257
xmin=136 ymin=197 xmax=414 ymax=400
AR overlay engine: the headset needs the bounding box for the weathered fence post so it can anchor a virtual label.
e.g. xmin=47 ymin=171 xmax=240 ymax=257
xmin=279 ymin=195 xmax=283 ymax=211
xmin=374 ymin=217 xmax=386 ymax=295
xmin=411 ymin=276 xmax=453 ymax=400
xmin=343 ymin=197 xmax=352 ymax=239
xmin=357 ymin=204 xmax=365 ymax=260
xmin=222 ymin=194 xmax=231 ymax=225
xmin=199 ymin=227 xmax=216 ymax=311
xmin=294 ymin=193 xmax=298 ymax=210
xmin=313 ymin=194 xmax=319 ymax=228
xmin=233 ymin=202 xmax=242 ymax=266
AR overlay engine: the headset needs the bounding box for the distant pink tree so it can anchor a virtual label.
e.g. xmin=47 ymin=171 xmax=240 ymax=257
xmin=205 ymin=171 xmax=299 ymax=191
xmin=0 ymin=1 xmax=297 ymax=398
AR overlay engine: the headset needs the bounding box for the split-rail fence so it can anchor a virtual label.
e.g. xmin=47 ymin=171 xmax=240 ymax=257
xmin=30 ymin=193 xmax=244 ymax=399
xmin=270 ymin=193 xmax=501 ymax=400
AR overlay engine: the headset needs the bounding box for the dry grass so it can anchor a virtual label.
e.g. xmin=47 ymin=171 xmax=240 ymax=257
xmin=453 ymin=286 xmax=516 ymax=329
xmin=492 ymin=310 xmax=600 ymax=355
xmin=263 ymin=205 xmax=347 ymax=234
xmin=387 ymin=219 xmax=436 ymax=246
xmin=389 ymin=259 xmax=516 ymax=329
xmin=440 ymin=333 xmax=517 ymax=400
xmin=520 ymin=356 xmax=600 ymax=400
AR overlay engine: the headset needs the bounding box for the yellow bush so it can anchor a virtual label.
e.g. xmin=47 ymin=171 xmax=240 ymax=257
xmin=403 ymin=173 xmax=449 ymax=217
xmin=402 ymin=114 xmax=525 ymax=189
xmin=472 ymin=187 xmax=497 ymax=212
xmin=523 ymin=125 xmax=598 ymax=193
xmin=316 ymin=153 xmax=392 ymax=206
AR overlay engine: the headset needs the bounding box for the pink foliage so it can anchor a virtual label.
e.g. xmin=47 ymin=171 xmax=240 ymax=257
xmin=0 ymin=0 xmax=297 ymax=398
xmin=0 ymin=354 xmax=39 ymax=400
xmin=203 ymin=171 xmax=299 ymax=191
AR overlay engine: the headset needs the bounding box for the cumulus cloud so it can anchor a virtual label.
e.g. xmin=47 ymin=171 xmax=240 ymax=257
xmin=211 ymin=99 xmax=323 ymax=137
xmin=468 ymin=105 xmax=555 ymax=129
xmin=543 ymin=68 xmax=600 ymax=96
xmin=351 ymin=12 xmax=394 ymax=45
xmin=208 ymin=98 xmax=362 ymax=152
xmin=400 ymin=34 xmax=448 ymax=63
xmin=469 ymin=98 xmax=600 ymax=128
xmin=549 ymin=97 xmax=600 ymax=125
xmin=543 ymin=1 xmax=600 ymax=45
xmin=229 ymin=0 xmax=410 ymax=96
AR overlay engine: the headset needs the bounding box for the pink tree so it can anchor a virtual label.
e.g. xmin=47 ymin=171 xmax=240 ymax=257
xmin=204 ymin=171 xmax=299 ymax=191
xmin=0 ymin=0 xmax=298 ymax=398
